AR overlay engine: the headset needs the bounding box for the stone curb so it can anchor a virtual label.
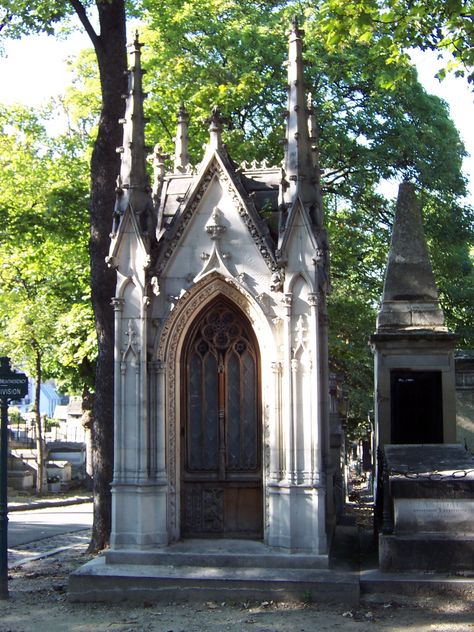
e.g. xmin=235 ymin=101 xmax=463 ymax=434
xmin=8 ymin=496 xmax=93 ymax=512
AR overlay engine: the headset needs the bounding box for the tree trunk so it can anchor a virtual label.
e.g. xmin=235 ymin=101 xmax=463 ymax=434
xmin=81 ymin=386 xmax=94 ymax=491
xmin=82 ymin=0 xmax=127 ymax=552
xmin=34 ymin=350 xmax=45 ymax=496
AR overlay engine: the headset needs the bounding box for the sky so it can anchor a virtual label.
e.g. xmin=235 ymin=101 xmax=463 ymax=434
xmin=0 ymin=31 xmax=473 ymax=203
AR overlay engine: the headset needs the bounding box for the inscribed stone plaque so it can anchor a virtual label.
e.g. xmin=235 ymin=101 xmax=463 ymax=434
xmin=394 ymin=498 xmax=474 ymax=534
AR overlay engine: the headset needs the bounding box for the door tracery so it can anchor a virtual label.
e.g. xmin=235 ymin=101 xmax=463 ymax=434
xmin=181 ymin=300 xmax=262 ymax=538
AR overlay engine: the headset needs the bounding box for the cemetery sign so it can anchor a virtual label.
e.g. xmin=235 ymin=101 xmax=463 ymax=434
xmin=0 ymin=356 xmax=28 ymax=600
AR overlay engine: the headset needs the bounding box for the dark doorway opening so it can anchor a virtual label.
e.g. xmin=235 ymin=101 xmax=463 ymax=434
xmin=390 ymin=370 xmax=443 ymax=444
xmin=181 ymin=299 xmax=262 ymax=538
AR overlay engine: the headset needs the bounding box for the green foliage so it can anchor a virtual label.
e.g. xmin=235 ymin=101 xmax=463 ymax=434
xmin=0 ymin=0 xmax=75 ymax=38
xmin=139 ymin=0 xmax=289 ymax=163
xmin=326 ymin=194 xmax=391 ymax=428
xmin=0 ymin=0 xmax=472 ymax=439
xmin=7 ymin=406 xmax=26 ymax=425
xmin=130 ymin=0 xmax=471 ymax=434
xmin=61 ymin=47 xmax=102 ymax=139
xmin=318 ymin=0 xmax=474 ymax=86
xmin=0 ymin=104 xmax=95 ymax=394
xmin=421 ymin=192 xmax=474 ymax=347
xmin=136 ymin=1 xmax=467 ymax=203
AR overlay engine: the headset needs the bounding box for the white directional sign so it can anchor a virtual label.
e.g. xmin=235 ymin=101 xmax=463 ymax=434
xmin=0 ymin=376 xmax=28 ymax=399
xmin=0 ymin=359 xmax=28 ymax=401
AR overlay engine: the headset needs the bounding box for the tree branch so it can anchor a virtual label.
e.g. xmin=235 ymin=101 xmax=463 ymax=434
xmin=69 ymin=0 xmax=100 ymax=49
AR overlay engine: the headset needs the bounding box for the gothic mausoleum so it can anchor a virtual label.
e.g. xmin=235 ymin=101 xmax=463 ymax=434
xmin=69 ymin=15 xmax=471 ymax=600
xmin=102 ymin=17 xmax=333 ymax=567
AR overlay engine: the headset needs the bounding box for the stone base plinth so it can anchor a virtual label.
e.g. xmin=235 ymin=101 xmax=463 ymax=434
xmin=379 ymin=533 xmax=474 ymax=572
xmin=69 ymin=556 xmax=356 ymax=604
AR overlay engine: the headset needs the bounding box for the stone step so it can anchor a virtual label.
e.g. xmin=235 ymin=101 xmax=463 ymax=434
xmin=69 ymin=557 xmax=360 ymax=604
xmin=360 ymin=569 xmax=474 ymax=604
xmin=105 ymin=549 xmax=329 ymax=569
xmin=379 ymin=533 xmax=474 ymax=571
xmin=106 ymin=538 xmax=329 ymax=570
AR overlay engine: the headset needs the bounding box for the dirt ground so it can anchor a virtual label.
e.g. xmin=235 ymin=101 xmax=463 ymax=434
xmin=1 ymin=543 xmax=474 ymax=632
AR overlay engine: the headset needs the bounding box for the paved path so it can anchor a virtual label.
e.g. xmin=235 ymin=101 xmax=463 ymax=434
xmin=7 ymin=502 xmax=93 ymax=568
xmin=8 ymin=528 xmax=91 ymax=568
xmin=8 ymin=502 xmax=93 ymax=547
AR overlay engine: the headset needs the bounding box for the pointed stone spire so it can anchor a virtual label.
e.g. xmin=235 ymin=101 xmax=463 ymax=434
xmin=114 ymin=32 xmax=152 ymax=222
xmin=282 ymin=17 xmax=318 ymax=214
xmin=207 ymin=105 xmax=223 ymax=150
xmin=377 ymin=181 xmax=446 ymax=331
xmin=174 ymin=103 xmax=191 ymax=173
xmin=307 ymin=93 xmax=318 ymax=169
xmin=307 ymin=92 xmax=323 ymax=215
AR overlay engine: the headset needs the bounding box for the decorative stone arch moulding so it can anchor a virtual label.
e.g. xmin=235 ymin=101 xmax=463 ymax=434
xmin=117 ymin=275 xmax=134 ymax=300
xmin=155 ymin=271 xmax=272 ymax=362
xmin=286 ymin=269 xmax=315 ymax=296
xmin=154 ymin=271 xmax=275 ymax=537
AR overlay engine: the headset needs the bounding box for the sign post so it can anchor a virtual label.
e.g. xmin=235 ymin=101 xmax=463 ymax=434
xmin=0 ymin=357 xmax=28 ymax=600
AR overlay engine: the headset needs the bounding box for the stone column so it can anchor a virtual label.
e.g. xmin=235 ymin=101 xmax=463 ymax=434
xmin=270 ymin=360 xmax=283 ymax=481
xmin=111 ymin=298 xmax=125 ymax=484
xmin=150 ymin=360 xmax=167 ymax=480
xmin=282 ymin=293 xmax=295 ymax=482
xmin=308 ymin=292 xmax=323 ymax=483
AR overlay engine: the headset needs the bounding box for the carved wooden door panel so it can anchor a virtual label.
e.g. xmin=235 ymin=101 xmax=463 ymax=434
xmin=181 ymin=301 xmax=262 ymax=538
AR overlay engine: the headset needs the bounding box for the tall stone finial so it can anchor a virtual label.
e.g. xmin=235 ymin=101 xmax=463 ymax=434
xmin=114 ymin=32 xmax=153 ymax=229
xmin=174 ymin=103 xmax=191 ymax=173
xmin=281 ymin=18 xmax=321 ymax=225
xmin=207 ymin=105 xmax=223 ymax=150
xmin=307 ymin=93 xmax=318 ymax=169
xmin=307 ymin=92 xmax=323 ymax=212
xmin=376 ymin=181 xmax=446 ymax=331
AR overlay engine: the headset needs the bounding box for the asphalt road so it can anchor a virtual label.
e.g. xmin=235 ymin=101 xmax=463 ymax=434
xmin=7 ymin=502 xmax=93 ymax=547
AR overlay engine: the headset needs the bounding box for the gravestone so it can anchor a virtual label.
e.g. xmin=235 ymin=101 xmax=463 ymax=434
xmin=371 ymin=182 xmax=457 ymax=450
xmin=377 ymin=444 xmax=474 ymax=571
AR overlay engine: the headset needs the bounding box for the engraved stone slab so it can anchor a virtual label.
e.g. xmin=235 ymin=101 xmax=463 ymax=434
xmin=385 ymin=444 xmax=474 ymax=499
xmin=385 ymin=443 xmax=474 ymax=473
xmin=394 ymin=498 xmax=474 ymax=534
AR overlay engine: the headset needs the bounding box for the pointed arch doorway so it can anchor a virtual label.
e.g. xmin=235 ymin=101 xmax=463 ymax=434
xmin=181 ymin=298 xmax=263 ymax=539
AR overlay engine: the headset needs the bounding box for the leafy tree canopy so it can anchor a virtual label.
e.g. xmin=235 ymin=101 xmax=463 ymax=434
xmin=0 ymin=104 xmax=95 ymax=393
xmin=318 ymin=0 xmax=474 ymax=86
xmin=0 ymin=0 xmax=472 ymax=437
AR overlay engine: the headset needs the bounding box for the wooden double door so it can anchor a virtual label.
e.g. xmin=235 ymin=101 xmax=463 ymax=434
xmin=181 ymin=300 xmax=262 ymax=538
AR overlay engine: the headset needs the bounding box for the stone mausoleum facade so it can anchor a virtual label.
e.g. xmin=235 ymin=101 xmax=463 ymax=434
xmin=106 ymin=20 xmax=333 ymax=559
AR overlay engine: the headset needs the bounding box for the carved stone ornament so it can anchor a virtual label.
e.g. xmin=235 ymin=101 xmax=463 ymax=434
xmin=105 ymin=255 xmax=118 ymax=270
xmin=111 ymin=297 xmax=125 ymax=311
xmin=150 ymin=276 xmax=160 ymax=296
xmin=122 ymin=319 xmax=139 ymax=363
xmin=269 ymin=268 xmax=285 ymax=293
xmin=155 ymin=160 xmax=279 ymax=277
xmin=294 ymin=314 xmax=308 ymax=349
xmin=205 ymin=206 xmax=226 ymax=240
xmin=307 ymin=292 xmax=319 ymax=307
xmin=255 ymin=292 xmax=274 ymax=316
